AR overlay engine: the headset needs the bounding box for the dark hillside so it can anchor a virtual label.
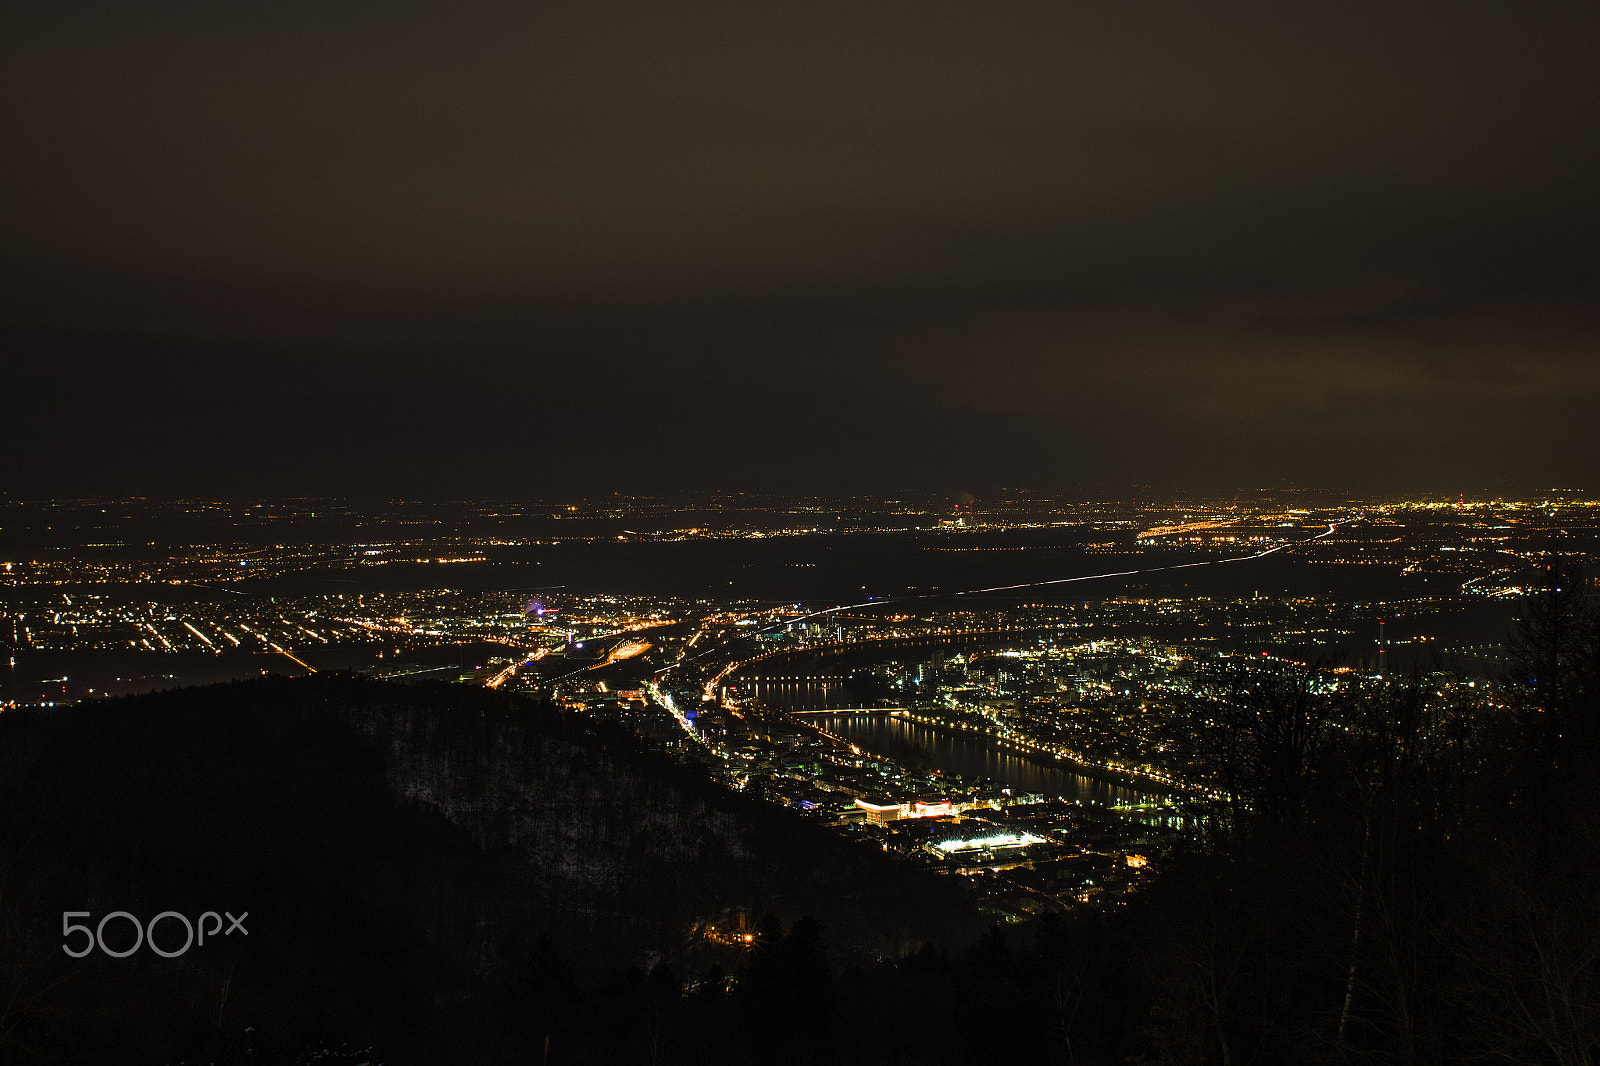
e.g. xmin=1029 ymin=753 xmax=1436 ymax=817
xmin=0 ymin=675 xmax=985 ymax=1064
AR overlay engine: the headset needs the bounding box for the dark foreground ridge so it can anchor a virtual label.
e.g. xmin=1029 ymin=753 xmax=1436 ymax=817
xmin=0 ymin=675 xmax=990 ymax=1063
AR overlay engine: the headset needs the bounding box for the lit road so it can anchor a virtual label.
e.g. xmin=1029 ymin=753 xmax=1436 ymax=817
xmin=645 ymin=679 xmax=714 ymax=751
xmin=485 ymin=646 xmax=551 ymax=690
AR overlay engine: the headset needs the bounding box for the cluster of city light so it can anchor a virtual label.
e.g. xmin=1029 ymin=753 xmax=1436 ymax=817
xmin=600 ymin=640 xmax=650 ymax=666
xmin=933 ymin=830 xmax=1045 ymax=853
xmin=1137 ymin=518 xmax=1238 ymax=538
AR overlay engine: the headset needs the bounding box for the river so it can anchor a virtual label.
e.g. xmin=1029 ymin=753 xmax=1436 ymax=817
xmin=810 ymin=711 xmax=1163 ymax=809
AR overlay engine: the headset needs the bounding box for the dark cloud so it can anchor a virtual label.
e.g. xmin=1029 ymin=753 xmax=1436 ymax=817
xmin=3 ymin=2 xmax=1597 ymax=495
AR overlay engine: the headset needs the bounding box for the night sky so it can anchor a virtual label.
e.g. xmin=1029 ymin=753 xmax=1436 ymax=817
xmin=4 ymin=2 xmax=1597 ymax=497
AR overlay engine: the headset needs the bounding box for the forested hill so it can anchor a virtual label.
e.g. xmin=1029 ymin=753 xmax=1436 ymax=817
xmin=0 ymin=674 xmax=985 ymax=1064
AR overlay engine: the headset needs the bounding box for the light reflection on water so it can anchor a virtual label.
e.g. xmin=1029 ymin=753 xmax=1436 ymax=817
xmin=738 ymin=680 xmax=854 ymax=710
xmin=812 ymin=712 xmax=1158 ymax=809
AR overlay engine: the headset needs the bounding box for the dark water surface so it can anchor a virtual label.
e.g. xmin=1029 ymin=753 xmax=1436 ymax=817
xmin=813 ymin=712 xmax=1159 ymax=808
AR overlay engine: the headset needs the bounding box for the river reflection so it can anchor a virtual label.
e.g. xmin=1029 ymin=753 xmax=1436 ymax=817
xmin=812 ymin=712 xmax=1159 ymax=809
xmin=738 ymin=680 xmax=855 ymax=710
